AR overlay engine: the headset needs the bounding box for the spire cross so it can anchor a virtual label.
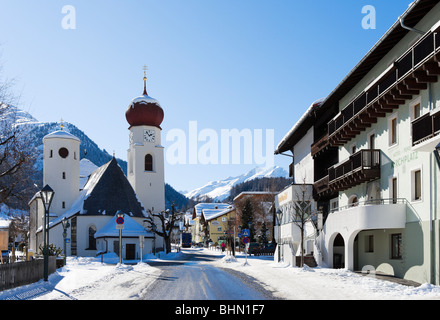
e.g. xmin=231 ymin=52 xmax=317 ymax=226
xmin=60 ymin=118 xmax=64 ymax=130
xmin=143 ymin=65 xmax=148 ymax=95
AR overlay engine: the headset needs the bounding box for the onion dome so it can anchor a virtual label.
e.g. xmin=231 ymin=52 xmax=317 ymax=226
xmin=125 ymin=69 xmax=164 ymax=129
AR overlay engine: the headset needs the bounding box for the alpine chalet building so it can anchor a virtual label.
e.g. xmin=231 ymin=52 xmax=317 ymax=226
xmin=275 ymin=0 xmax=440 ymax=285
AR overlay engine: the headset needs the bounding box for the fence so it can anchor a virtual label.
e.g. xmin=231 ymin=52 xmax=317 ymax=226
xmin=0 ymin=257 xmax=57 ymax=291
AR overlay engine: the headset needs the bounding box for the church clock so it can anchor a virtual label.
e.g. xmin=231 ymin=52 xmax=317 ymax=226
xmin=144 ymin=129 xmax=155 ymax=143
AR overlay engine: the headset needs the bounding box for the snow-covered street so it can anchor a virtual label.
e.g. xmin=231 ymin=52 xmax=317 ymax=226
xmin=1 ymin=248 xmax=440 ymax=300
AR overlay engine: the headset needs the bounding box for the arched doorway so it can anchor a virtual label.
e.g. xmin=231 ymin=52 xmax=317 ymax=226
xmin=333 ymin=233 xmax=345 ymax=268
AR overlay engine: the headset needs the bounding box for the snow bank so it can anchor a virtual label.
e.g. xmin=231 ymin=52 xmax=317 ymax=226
xmin=208 ymin=250 xmax=440 ymax=300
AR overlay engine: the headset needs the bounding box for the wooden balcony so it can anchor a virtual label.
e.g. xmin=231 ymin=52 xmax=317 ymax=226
xmin=328 ymin=149 xmax=380 ymax=192
xmin=328 ymin=28 xmax=440 ymax=146
xmin=412 ymin=111 xmax=440 ymax=151
xmin=311 ymin=133 xmax=330 ymax=158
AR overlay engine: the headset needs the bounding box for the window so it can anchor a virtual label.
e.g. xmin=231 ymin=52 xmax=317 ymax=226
xmin=413 ymin=169 xmax=422 ymax=201
xmin=348 ymin=195 xmax=358 ymax=207
xmin=217 ymin=226 xmax=222 ymax=232
xmin=88 ymin=225 xmax=97 ymax=250
xmin=330 ymin=198 xmax=339 ymax=212
xmin=369 ymin=133 xmax=375 ymax=149
xmin=50 ymin=150 xmax=53 ymax=158
xmin=62 ymin=201 xmax=65 ymax=209
xmin=392 ymin=177 xmax=398 ymax=203
xmin=145 ymin=154 xmax=153 ymax=171
xmin=62 ymin=172 xmax=66 ymax=179
xmin=391 ymin=233 xmax=402 ymax=259
xmin=365 ymin=235 xmax=374 ymax=253
xmin=410 ymin=97 xmax=422 ymax=121
xmin=351 ymin=144 xmax=356 ymax=154
xmin=59 ymin=147 xmax=69 ymax=158
xmin=389 ymin=117 xmax=398 ymax=146
xmin=413 ymin=103 xmax=421 ymax=119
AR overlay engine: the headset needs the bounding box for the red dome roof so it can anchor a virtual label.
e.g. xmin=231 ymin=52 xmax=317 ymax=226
xmin=125 ymin=94 xmax=164 ymax=129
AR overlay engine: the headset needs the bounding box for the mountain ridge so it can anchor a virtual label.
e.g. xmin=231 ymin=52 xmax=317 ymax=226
xmin=185 ymin=166 xmax=289 ymax=202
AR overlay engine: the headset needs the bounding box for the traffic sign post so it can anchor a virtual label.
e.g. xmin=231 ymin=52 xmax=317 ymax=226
xmin=139 ymin=235 xmax=144 ymax=263
xmin=116 ymin=211 xmax=125 ymax=264
xmin=243 ymin=237 xmax=250 ymax=265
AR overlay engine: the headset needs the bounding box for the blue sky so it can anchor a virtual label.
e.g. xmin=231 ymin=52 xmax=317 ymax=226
xmin=0 ymin=0 xmax=413 ymax=192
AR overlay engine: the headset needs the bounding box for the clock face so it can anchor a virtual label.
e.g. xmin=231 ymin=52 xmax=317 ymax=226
xmin=144 ymin=129 xmax=155 ymax=142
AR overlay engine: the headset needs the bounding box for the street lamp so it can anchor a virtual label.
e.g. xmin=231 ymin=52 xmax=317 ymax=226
xmin=276 ymin=209 xmax=283 ymax=263
xmin=39 ymin=184 xmax=54 ymax=281
xmin=61 ymin=217 xmax=70 ymax=266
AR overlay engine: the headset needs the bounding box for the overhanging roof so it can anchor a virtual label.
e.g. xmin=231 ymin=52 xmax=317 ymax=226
xmin=319 ymin=0 xmax=439 ymax=112
xmin=275 ymin=0 xmax=439 ymax=155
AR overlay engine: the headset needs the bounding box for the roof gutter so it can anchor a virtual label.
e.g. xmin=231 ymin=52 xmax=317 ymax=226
xmin=399 ymin=14 xmax=424 ymax=34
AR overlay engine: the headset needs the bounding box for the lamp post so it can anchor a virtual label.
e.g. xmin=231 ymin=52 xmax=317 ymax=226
xmin=276 ymin=209 xmax=283 ymax=263
xmin=39 ymin=184 xmax=54 ymax=281
xmin=61 ymin=217 xmax=70 ymax=266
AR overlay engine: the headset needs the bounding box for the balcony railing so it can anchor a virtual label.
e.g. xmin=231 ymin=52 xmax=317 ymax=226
xmin=412 ymin=112 xmax=440 ymax=146
xmin=328 ymin=27 xmax=440 ymax=146
xmin=329 ymin=198 xmax=407 ymax=214
xmin=311 ymin=133 xmax=330 ymax=158
xmin=328 ymin=149 xmax=380 ymax=192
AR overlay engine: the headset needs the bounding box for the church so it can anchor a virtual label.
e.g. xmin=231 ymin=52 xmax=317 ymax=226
xmin=29 ymin=72 xmax=166 ymax=260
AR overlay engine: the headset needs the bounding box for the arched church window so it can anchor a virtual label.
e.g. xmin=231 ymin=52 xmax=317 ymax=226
xmin=145 ymin=154 xmax=153 ymax=171
xmin=88 ymin=225 xmax=96 ymax=250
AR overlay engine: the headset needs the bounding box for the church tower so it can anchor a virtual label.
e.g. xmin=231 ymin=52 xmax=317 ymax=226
xmin=125 ymin=69 xmax=165 ymax=213
xmin=42 ymin=123 xmax=80 ymax=215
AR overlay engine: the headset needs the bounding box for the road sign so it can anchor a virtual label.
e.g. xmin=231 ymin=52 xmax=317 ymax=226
xmin=116 ymin=216 xmax=125 ymax=230
xmin=242 ymin=237 xmax=250 ymax=244
xmin=242 ymin=229 xmax=250 ymax=237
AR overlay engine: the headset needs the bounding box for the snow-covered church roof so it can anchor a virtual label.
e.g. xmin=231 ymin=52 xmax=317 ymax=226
xmin=43 ymin=130 xmax=80 ymax=142
xmin=48 ymin=157 xmax=147 ymax=229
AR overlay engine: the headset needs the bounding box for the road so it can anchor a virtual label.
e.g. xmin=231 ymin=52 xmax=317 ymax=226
xmin=142 ymin=250 xmax=279 ymax=300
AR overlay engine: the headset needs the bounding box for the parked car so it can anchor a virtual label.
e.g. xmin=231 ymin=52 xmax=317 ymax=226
xmin=264 ymin=243 xmax=276 ymax=251
xmin=247 ymin=242 xmax=261 ymax=255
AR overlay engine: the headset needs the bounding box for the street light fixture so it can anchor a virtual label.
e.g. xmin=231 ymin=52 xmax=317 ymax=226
xmin=61 ymin=217 xmax=70 ymax=266
xmin=276 ymin=209 xmax=283 ymax=263
xmin=39 ymin=184 xmax=54 ymax=281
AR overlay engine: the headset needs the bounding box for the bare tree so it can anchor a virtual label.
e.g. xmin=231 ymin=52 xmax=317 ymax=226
xmin=0 ymin=105 xmax=36 ymax=208
xmin=292 ymin=178 xmax=313 ymax=267
xmin=0 ymin=62 xmax=36 ymax=208
xmin=144 ymin=203 xmax=180 ymax=254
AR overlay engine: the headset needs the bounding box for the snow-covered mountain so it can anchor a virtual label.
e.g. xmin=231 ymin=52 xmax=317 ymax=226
xmin=185 ymin=166 xmax=288 ymax=202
